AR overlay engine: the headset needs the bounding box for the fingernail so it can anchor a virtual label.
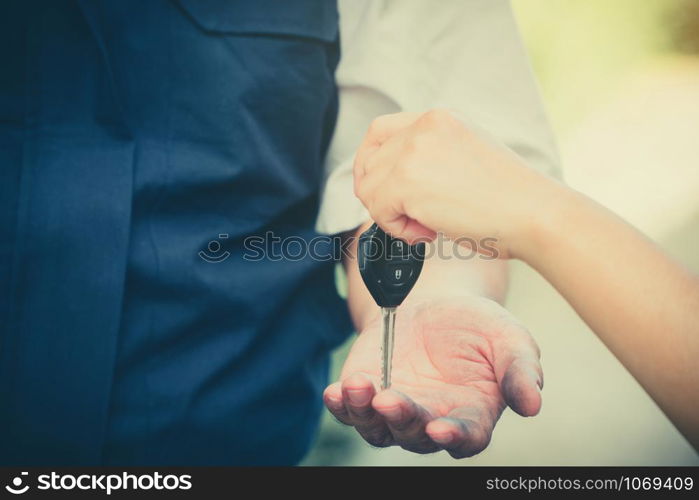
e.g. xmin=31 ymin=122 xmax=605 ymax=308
xmin=325 ymin=396 xmax=342 ymax=407
xmin=430 ymin=431 xmax=454 ymax=445
xmin=379 ymin=405 xmax=402 ymax=420
xmin=347 ymin=389 xmax=371 ymax=406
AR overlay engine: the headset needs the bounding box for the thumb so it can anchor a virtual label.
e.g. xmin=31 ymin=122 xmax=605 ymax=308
xmin=379 ymin=215 xmax=437 ymax=246
xmin=500 ymin=357 xmax=543 ymax=417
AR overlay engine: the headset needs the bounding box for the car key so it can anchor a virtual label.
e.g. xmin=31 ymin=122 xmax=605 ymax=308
xmin=357 ymin=223 xmax=425 ymax=389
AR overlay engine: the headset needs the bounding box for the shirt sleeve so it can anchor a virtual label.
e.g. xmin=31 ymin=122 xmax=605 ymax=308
xmin=315 ymin=0 xmax=561 ymax=235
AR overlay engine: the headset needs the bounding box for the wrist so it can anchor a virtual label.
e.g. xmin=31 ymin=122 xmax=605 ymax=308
xmin=512 ymin=178 xmax=578 ymax=265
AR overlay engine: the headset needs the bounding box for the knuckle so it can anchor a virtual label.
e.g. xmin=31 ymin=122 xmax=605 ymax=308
xmin=418 ymin=108 xmax=454 ymax=128
xmin=352 ymin=158 xmax=363 ymax=180
xmin=394 ymin=151 xmax=425 ymax=184
xmin=403 ymin=132 xmax=428 ymax=154
xmin=366 ymin=118 xmax=381 ymax=137
xmin=518 ymin=329 xmax=542 ymax=360
xmin=331 ymin=415 xmax=353 ymax=427
xmin=363 ymin=154 xmax=380 ymax=174
xmin=364 ymin=194 xmax=380 ymax=219
xmin=326 ymin=407 xmax=352 ymax=426
xmin=447 ymin=423 xmax=491 ymax=459
xmin=468 ymin=425 xmax=492 ymax=455
xmin=401 ymin=190 xmax=425 ymax=222
xmin=367 ymin=114 xmax=390 ymax=137
xmin=354 ymin=180 xmax=368 ymax=202
xmin=505 ymin=322 xmax=541 ymax=359
xmin=389 ymin=413 xmax=419 ymax=433
xmin=348 ymin=405 xmax=374 ymax=420
xmin=361 ymin=431 xmax=392 ymax=448
xmin=353 ymin=174 xmax=362 ymax=196
xmin=400 ymin=135 xmax=418 ymax=157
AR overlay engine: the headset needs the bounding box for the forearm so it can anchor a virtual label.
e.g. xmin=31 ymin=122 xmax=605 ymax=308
xmin=344 ymin=222 xmax=508 ymax=332
xmin=524 ymin=186 xmax=699 ymax=448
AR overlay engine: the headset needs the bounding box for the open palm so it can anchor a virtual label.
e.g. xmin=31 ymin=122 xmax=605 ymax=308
xmin=324 ymin=296 xmax=543 ymax=457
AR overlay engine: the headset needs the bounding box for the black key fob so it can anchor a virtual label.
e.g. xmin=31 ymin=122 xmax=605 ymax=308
xmin=357 ymin=223 xmax=425 ymax=308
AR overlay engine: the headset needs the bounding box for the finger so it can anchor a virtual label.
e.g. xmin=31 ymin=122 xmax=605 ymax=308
xmin=353 ymin=112 xmax=423 ymax=195
xmin=491 ymin=323 xmax=543 ymax=417
xmin=341 ymin=372 xmax=393 ymax=447
xmin=501 ymin=357 xmax=543 ymax=417
xmin=341 ymin=372 xmax=377 ymax=421
xmin=365 ymin=112 xmax=424 ymax=144
xmin=353 ymin=143 xmax=379 ymax=195
xmin=323 ymin=382 xmax=353 ymax=425
xmin=379 ymin=214 xmax=437 ymax=246
xmin=357 ymin=138 xmax=437 ymax=244
xmin=425 ymin=406 xmax=497 ymax=459
xmin=354 ymin=112 xmax=423 ymax=180
xmin=365 ymin=181 xmax=437 ymax=244
xmin=372 ymin=390 xmax=440 ymax=454
xmin=355 ymin=123 xmax=413 ymax=202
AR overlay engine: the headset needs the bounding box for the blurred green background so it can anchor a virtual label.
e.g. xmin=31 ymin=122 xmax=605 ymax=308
xmin=304 ymin=0 xmax=699 ymax=466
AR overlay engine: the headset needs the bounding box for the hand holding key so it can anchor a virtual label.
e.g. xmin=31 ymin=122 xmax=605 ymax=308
xmin=351 ymin=109 xmax=559 ymax=259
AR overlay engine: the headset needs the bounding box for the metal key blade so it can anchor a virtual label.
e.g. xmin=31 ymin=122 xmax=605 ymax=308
xmin=381 ymin=306 xmax=397 ymax=389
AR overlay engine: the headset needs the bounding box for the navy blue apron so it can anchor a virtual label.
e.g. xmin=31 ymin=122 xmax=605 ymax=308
xmin=0 ymin=0 xmax=352 ymax=465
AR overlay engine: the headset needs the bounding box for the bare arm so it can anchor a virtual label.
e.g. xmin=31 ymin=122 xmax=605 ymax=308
xmin=526 ymin=186 xmax=699 ymax=448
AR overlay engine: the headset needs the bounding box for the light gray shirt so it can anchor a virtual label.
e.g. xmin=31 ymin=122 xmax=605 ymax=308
xmin=316 ymin=0 xmax=560 ymax=235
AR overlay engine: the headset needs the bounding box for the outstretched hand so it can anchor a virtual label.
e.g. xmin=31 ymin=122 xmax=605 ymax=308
xmin=324 ymin=295 xmax=542 ymax=458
